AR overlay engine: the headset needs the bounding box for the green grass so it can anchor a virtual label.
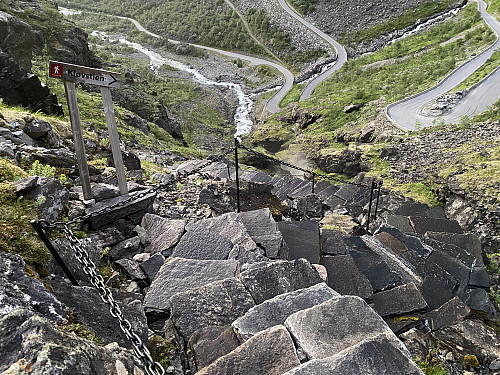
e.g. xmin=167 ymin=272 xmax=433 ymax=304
xmin=279 ymin=84 xmax=306 ymax=108
xmin=454 ymin=49 xmax=500 ymax=90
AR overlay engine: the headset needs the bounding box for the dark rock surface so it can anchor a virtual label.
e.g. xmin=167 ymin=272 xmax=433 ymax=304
xmin=196 ymin=326 xmax=300 ymax=375
xmin=424 ymin=297 xmax=470 ymax=331
xmin=372 ymin=283 xmax=428 ymax=317
xmin=170 ymin=278 xmax=255 ymax=340
xmin=322 ymin=255 xmax=373 ymax=299
xmin=172 ymin=224 xmax=234 ymax=260
xmin=278 ymin=220 xmax=321 ymax=264
xmin=141 ymin=214 xmax=186 ymax=254
xmin=240 ymin=259 xmax=323 ymax=304
xmin=232 ymin=283 xmax=339 ymax=342
xmin=24 ymin=177 xmax=69 ymax=222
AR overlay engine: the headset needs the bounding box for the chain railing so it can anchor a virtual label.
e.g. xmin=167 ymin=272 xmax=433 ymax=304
xmin=32 ymin=142 xmax=384 ymax=374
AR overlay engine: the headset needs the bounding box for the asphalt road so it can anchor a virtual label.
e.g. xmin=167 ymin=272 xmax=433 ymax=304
xmin=275 ymin=0 xmax=348 ymax=101
xmin=387 ymin=0 xmax=500 ymax=130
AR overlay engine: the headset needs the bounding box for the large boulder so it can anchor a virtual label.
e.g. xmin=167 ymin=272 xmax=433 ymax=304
xmin=196 ymin=326 xmax=300 ymax=375
xmin=141 ymin=213 xmax=186 ymax=254
xmin=0 ymin=11 xmax=36 ymax=71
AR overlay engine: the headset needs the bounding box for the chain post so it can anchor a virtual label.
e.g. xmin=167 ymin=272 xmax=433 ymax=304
xmin=374 ymin=180 xmax=383 ymax=220
xmin=366 ymin=179 xmax=376 ymax=233
xmin=234 ymin=138 xmax=241 ymax=213
xmin=31 ymin=220 xmax=79 ymax=286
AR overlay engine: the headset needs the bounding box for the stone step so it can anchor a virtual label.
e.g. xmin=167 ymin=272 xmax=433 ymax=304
xmin=334 ymin=184 xmax=360 ymax=201
xmin=232 ymin=283 xmax=339 ymax=342
xmin=409 ymin=216 xmax=463 ymax=234
xmin=313 ymin=179 xmax=336 ymax=195
xmin=287 ymin=180 xmax=313 ymax=199
xmin=277 ymin=220 xmax=321 ymax=264
xmin=189 ymin=325 xmax=239 ymax=371
xmin=394 ymin=202 xmax=445 ymax=219
xmin=283 ymin=333 xmax=424 ymax=375
xmin=322 ymin=255 xmax=373 ymax=299
xmin=425 ymin=231 xmax=483 ymax=266
xmin=239 ymin=259 xmax=323 ymax=305
xmin=371 ymin=283 xmax=428 ymax=317
xmin=195 ymin=326 xmax=300 ymax=375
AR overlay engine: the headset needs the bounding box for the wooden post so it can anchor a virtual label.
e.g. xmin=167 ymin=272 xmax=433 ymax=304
xmin=64 ymin=81 xmax=92 ymax=200
xmin=100 ymin=86 xmax=128 ymax=195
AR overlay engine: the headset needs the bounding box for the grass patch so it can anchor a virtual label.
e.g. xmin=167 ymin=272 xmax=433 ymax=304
xmin=454 ymin=49 xmax=500 ymax=90
xmin=280 ymin=84 xmax=306 ymax=108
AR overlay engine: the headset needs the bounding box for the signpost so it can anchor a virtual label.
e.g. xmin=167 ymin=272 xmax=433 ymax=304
xmin=49 ymin=61 xmax=128 ymax=199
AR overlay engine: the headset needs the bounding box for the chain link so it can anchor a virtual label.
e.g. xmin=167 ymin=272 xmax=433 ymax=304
xmin=50 ymin=222 xmax=165 ymax=375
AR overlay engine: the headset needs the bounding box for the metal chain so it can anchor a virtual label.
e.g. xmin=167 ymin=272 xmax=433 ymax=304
xmin=49 ymin=222 xmax=165 ymax=375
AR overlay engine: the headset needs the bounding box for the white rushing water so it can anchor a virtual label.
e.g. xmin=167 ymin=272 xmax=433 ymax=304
xmin=91 ymin=31 xmax=253 ymax=136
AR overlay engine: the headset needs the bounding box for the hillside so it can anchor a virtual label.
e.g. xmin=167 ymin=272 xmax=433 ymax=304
xmin=1 ymin=0 xmax=500 ymax=374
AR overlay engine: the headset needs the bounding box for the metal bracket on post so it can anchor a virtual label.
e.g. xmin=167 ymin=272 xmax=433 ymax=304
xmin=366 ymin=179 xmax=376 ymax=233
xmin=31 ymin=220 xmax=79 ymax=286
xmin=234 ymin=138 xmax=241 ymax=213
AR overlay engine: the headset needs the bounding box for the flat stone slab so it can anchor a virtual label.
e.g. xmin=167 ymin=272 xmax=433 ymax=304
xmin=238 ymin=208 xmax=287 ymax=259
xmin=425 ymin=297 xmax=470 ymax=331
xmin=278 ymin=220 xmax=320 ymax=264
xmin=172 ymin=224 xmax=234 ymax=260
xmin=141 ymin=214 xmax=186 ymax=254
xmin=240 ymin=259 xmax=323 ymax=304
xmin=144 ymin=258 xmax=238 ymax=312
xmin=409 ymin=217 xmax=463 ymax=234
xmin=284 ymin=296 xmax=395 ymax=360
xmin=171 ymin=278 xmax=255 ymax=340
xmin=283 ymin=333 xmax=424 ymax=375
xmin=232 ymin=283 xmax=339 ymax=342
xmin=139 ymin=253 xmax=165 ymax=283
xmin=188 ymin=325 xmax=239 ymax=371
xmin=196 ymin=326 xmax=300 ymax=375
xmin=372 ymin=283 xmax=428 ymax=317
xmin=86 ymin=190 xmax=156 ymax=228
xmin=334 ymin=184 xmax=359 ymax=201
xmin=374 ymin=232 xmax=408 ymax=255
xmin=469 ymin=267 xmax=490 ymax=288
xmin=322 ymin=255 xmax=373 ymax=299
xmin=385 ymin=215 xmax=414 ymax=233
xmin=320 ymin=229 xmax=350 ymax=255
xmin=420 ymin=275 xmax=456 ymax=310
xmin=376 ymin=225 xmax=433 ymax=258
xmin=425 ymin=232 xmax=483 ymax=266
xmin=422 ymin=236 xmax=476 ymax=268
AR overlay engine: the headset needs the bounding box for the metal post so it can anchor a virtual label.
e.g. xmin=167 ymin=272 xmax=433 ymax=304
xmin=234 ymin=138 xmax=241 ymax=213
xmin=31 ymin=220 xmax=79 ymax=286
xmin=311 ymin=172 xmax=315 ymax=194
xmin=366 ymin=179 xmax=375 ymax=233
xmin=374 ymin=180 xmax=382 ymax=220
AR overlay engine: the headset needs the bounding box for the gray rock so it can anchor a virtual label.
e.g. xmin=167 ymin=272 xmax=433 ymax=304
xmin=12 ymin=176 xmax=38 ymax=195
xmin=374 ymin=231 xmax=408 ymax=255
xmin=409 ymin=217 xmax=463 ymax=234
xmin=188 ymin=325 xmax=239 ymax=371
xmin=278 ymin=220 xmax=321 ymax=264
xmin=334 ymin=184 xmax=360 ymax=201
xmin=51 ymin=278 xmax=147 ymax=349
xmin=296 ymin=194 xmax=323 ymax=218
xmin=422 ymin=236 xmax=476 ymax=268
xmin=144 ymin=258 xmax=238 ymax=313
xmin=86 ymin=190 xmax=156 ymax=229
xmin=238 ymin=208 xmax=287 ymax=259
xmin=172 ymin=224 xmax=234 ymax=260
xmin=284 ymin=296 xmax=395 ymax=359
xmin=322 ymin=255 xmax=373 ymax=299
xmin=425 ymin=231 xmax=483 ymax=266
xmin=12 ymin=130 xmax=35 ymax=146
xmin=469 ymin=267 xmax=490 ymax=288
xmin=0 ymin=252 xmax=64 ymax=321
xmin=24 ymin=177 xmax=69 ymax=222
xmin=139 ymin=253 xmax=165 ymax=283
xmin=23 ymin=119 xmax=51 ymax=139
xmin=372 ymin=283 xmax=428 ymax=317
xmin=424 ymin=297 xmax=470 ymax=331
xmin=114 ymin=259 xmax=148 ymax=284
xmin=385 ymin=215 xmax=414 ymax=233
xmin=91 ymin=183 xmax=120 ymax=203
xmin=320 ymin=229 xmax=350 ymax=255
xmin=0 ymin=309 xmax=142 ymax=375
xmin=196 ymin=326 xmax=300 ymax=375
xmin=463 ymin=288 xmax=496 ymax=316
xmin=171 ymin=278 xmax=255 ymax=340
xmin=420 ymin=275 xmax=455 ymax=310
xmin=232 ymin=283 xmax=339 ymax=342
xmin=283 ymin=333 xmax=424 ymax=375
xmin=48 ymin=238 xmax=100 ymax=285
xmin=240 ymin=259 xmax=323 ymax=304
xmin=141 ymin=214 xmax=186 ymax=254
xmin=108 ymin=236 xmax=142 ymax=261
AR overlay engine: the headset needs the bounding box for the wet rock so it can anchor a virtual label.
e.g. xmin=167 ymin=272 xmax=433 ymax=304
xmin=240 ymin=259 xmax=323 ymax=304
xmin=284 ymin=296 xmax=395 ymax=360
xmin=144 ymin=258 xmax=238 ymax=314
xmin=0 ymin=252 xmax=64 ymax=321
xmin=322 ymin=255 xmax=373 ymax=299
xmin=372 ymin=283 xmax=428 ymax=317
xmin=424 ymin=297 xmax=470 ymax=331
xmin=278 ymin=220 xmax=320 ymax=264
xmin=141 ymin=214 xmax=186 ymax=254
xmin=232 ymin=283 xmax=339 ymax=342
xmin=0 ymin=309 xmax=142 ymax=375
xmin=170 ymin=278 xmax=255 ymax=340
xmin=196 ymin=326 xmax=300 ymax=375
xmin=188 ymin=325 xmax=239 ymax=371
xmin=239 ymin=208 xmax=288 ymax=259
xmin=283 ymin=333 xmax=424 ymax=375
